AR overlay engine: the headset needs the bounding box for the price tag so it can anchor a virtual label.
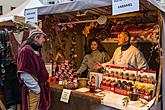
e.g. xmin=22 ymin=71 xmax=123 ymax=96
xmin=59 ymin=81 xmax=63 ymax=85
xmin=60 ymin=89 xmax=72 ymax=103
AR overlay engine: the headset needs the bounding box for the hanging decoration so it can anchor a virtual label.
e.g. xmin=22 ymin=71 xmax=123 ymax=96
xmin=96 ymin=30 xmax=109 ymax=41
xmin=69 ymin=33 xmax=77 ymax=68
xmin=82 ymin=22 xmax=97 ymax=36
xmin=56 ymin=22 xmax=76 ymax=31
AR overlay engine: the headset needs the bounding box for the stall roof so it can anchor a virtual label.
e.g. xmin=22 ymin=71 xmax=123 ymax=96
xmin=27 ymin=0 xmax=165 ymax=26
xmin=35 ymin=0 xmax=165 ymax=15
xmin=34 ymin=0 xmax=111 ymax=15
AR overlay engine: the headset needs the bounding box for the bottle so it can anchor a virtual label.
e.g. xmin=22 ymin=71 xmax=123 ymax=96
xmin=52 ymin=64 xmax=56 ymax=76
xmin=89 ymin=82 xmax=95 ymax=93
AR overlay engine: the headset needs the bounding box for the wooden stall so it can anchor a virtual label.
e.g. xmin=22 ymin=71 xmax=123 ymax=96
xmin=27 ymin=0 xmax=165 ymax=109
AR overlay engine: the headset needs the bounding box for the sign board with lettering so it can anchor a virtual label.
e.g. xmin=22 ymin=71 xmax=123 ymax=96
xmin=112 ymin=0 xmax=139 ymax=15
xmin=25 ymin=8 xmax=38 ymax=23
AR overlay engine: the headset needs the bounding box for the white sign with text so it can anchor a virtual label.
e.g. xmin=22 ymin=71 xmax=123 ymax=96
xmin=60 ymin=89 xmax=72 ymax=103
xmin=25 ymin=8 xmax=38 ymax=23
xmin=112 ymin=0 xmax=139 ymax=15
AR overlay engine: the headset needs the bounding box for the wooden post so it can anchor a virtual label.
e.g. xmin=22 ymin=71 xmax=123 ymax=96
xmin=155 ymin=10 xmax=163 ymax=105
xmin=155 ymin=56 xmax=162 ymax=105
xmin=85 ymin=35 xmax=88 ymax=53
xmin=0 ymin=100 xmax=6 ymax=110
xmin=16 ymin=104 xmax=21 ymax=110
xmin=0 ymin=95 xmax=6 ymax=110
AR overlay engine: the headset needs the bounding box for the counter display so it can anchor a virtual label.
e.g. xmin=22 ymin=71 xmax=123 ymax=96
xmin=48 ymin=65 xmax=157 ymax=110
xmin=49 ymin=84 xmax=155 ymax=110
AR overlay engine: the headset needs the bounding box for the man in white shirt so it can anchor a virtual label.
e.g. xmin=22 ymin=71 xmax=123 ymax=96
xmin=95 ymin=31 xmax=149 ymax=70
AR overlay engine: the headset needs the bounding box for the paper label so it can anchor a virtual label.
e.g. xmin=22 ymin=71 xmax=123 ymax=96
xmin=25 ymin=8 xmax=38 ymax=23
xmin=59 ymin=81 xmax=63 ymax=85
xmin=60 ymin=89 xmax=72 ymax=103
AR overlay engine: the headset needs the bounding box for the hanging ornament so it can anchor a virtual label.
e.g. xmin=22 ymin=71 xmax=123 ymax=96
xmin=69 ymin=36 xmax=77 ymax=68
xmin=67 ymin=23 xmax=74 ymax=28
xmin=70 ymin=48 xmax=75 ymax=52
xmin=73 ymin=54 xmax=77 ymax=58
xmin=56 ymin=20 xmax=76 ymax=31
xmin=71 ymin=41 xmax=76 ymax=46
xmin=82 ymin=22 xmax=97 ymax=36
xmin=61 ymin=24 xmax=67 ymax=31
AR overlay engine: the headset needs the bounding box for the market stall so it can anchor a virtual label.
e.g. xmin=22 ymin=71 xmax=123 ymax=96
xmin=27 ymin=0 xmax=164 ymax=109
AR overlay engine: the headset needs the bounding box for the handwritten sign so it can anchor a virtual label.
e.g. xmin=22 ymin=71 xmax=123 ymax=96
xmin=60 ymin=89 xmax=72 ymax=103
xmin=112 ymin=0 xmax=139 ymax=15
xmin=25 ymin=8 xmax=38 ymax=23
xmin=45 ymin=63 xmax=52 ymax=77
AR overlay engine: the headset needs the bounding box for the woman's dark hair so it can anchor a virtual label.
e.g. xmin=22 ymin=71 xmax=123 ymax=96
xmin=86 ymin=38 xmax=107 ymax=54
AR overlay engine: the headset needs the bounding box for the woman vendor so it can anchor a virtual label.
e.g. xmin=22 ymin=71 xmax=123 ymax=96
xmin=76 ymin=38 xmax=110 ymax=77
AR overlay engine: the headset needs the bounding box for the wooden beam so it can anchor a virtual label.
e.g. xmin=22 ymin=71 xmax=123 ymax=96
xmin=0 ymin=100 xmax=6 ymax=110
xmin=0 ymin=95 xmax=6 ymax=110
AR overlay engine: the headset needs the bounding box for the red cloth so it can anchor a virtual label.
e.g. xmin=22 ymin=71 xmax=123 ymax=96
xmin=17 ymin=45 xmax=50 ymax=110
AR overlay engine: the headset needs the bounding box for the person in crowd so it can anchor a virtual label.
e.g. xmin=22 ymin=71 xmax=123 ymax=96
xmin=0 ymin=29 xmax=21 ymax=110
xmin=94 ymin=31 xmax=149 ymax=70
xmin=17 ymin=29 xmax=50 ymax=110
xmin=76 ymin=38 xmax=110 ymax=77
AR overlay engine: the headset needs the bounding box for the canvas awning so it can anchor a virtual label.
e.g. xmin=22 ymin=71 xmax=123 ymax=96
xmin=32 ymin=0 xmax=165 ymax=15
xmin=36 ymin=0 xmax=111 ymax=15
xmin=0 ymin=0 xmax=44 ymax=26
xmin=26 ymin=0 xmax=163 ymax=26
